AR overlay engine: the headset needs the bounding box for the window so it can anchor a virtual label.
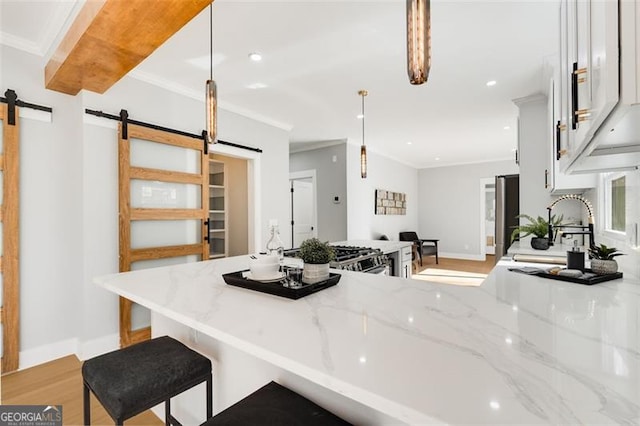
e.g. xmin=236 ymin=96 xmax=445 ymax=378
xmin=611 ymin=176 xmax=626 ymax=232
xmin=603 ymin=173 xmax=626 ymax=234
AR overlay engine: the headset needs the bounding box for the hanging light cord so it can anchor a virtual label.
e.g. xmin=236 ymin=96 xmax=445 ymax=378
xmin=361 ymin=93 xmax=365 ymax=146
xmin=209 ymin=4 xmax=213 ymax=80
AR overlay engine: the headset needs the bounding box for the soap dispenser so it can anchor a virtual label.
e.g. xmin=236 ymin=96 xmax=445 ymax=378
xmin=566 ymin=240 xmax=585 ymax=271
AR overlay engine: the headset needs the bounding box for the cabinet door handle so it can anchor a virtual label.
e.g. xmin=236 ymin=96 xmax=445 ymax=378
xmin=555 ymin=120 xmax=562 ymax=160
xmin=544 ymin=169 xmax=549 ymax=189
xmin=204 ymin=219 xmax=210 ymax=242
xmin=515 ymin=149 xmax=519 ymax=165
xmin=571 ymin=62 xmax=578 ymax=130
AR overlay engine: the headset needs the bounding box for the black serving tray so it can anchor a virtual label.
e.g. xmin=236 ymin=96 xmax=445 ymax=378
xmin=222 ymin=270 xmax=341 ymax=300
xmin=510 ymin=267 xmax=623 ymax=285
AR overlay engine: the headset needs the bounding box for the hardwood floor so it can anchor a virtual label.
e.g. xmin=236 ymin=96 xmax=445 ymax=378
xmin=414 ymin=255 xmax=496 ymax=275
xmin=1 ymin=355 xmax=162 ymax=425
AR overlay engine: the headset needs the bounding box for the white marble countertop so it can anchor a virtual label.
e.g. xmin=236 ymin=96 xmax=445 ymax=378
xmin=332 ymin=239 xmax=413 ymax=254
xmin=95 ymin=256 xmax=640 ymax=424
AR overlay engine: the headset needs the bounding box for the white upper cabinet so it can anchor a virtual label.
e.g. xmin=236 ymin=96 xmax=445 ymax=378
xmin=547 ymin=76 xmax=596 ymax=193
xmin=562 ymin=0 xmax=640 ymax=173
xmin=545 ymin=2 xmax=596 ymax=194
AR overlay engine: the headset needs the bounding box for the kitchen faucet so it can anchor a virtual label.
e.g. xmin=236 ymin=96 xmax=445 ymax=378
xmin=547 ymin=194 xmax=595 ymax=250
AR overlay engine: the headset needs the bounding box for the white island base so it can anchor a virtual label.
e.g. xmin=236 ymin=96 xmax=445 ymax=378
xmin=150 ymin=314 xmax=402 ymax=425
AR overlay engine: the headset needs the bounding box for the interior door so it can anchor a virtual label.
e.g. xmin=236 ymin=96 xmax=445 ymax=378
xmin=290 ymin=179 xmax=315 ymax=247
xmin=119 ymin=123 xmax=208 ymax=347
xmin=0 ymin=103 xmax=20 ymax=373
xmin=484 ymin=185 xmax=495 ymax=255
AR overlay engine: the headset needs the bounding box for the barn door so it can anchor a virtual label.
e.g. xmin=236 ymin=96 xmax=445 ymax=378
xmin=118 ymin=123 xmax=208 ymax=347
xmin=0 ymin=103 xmax=20 ymax=373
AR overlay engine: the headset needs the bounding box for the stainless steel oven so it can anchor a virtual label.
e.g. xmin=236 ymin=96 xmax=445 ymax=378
xmin=284 ymin=245 xmax=389 ymax=275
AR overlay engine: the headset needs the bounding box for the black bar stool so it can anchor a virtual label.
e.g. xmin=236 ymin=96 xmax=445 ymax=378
xmin=82 ymin=335 xmax=212 ymax=425
xmin=202 ymin=381 xmax=351 ymax=426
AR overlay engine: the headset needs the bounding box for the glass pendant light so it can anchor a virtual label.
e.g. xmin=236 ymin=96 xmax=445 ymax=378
xmin=358 ymin=90 xmax=368 ymax=179
xmin=407 ymin=0 xmax=431 ymax=85
xmin=205 ymin=4 xmax=217 ymax=144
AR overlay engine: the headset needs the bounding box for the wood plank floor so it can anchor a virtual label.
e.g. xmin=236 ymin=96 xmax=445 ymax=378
xmin=1 ymin=355 xmax=162 ymax=425
xmin=414 ymin=255 xmax=496 ymax=275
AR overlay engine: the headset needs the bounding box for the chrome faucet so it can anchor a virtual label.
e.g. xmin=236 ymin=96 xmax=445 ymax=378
xmin=547 ymin=194 xmax=595 ymax=249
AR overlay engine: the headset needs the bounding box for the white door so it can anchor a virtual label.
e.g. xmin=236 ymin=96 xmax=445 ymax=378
xmin=290 ymin=178 xmax=316 ymax=247
xmin=485 ymin=185 xmax=496 ymax=255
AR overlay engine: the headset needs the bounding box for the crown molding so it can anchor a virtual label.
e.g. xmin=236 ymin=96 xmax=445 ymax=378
xmin=0 ymin=32 xmax=42 ymax=56
xmin=128 ymin=69 xmax=293 ymax=132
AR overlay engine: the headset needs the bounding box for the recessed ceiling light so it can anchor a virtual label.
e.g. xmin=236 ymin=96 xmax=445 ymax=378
xmin=248 ymin=52 xmax=262 ymax=62
xmin=407 ymin=141 xmax=413 ymax=145
xmin=490 ymin=401 xmax=501 ymax=410
xmin=246 ymin=83 xmax=268 ymax=90
xmin=435 ymin=157 xmax=440 ymax=161
xmin=357 ymin=114 xmax=364 ymax=119
xmin=486 ymin=80 xmax=497 ymax=87
xmin=503 ymin=126 xmax=510 ymax=130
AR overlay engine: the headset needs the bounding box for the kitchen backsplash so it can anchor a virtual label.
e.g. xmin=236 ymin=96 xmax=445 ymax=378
xmin=583 ymin=169 xmax=640 ymax=279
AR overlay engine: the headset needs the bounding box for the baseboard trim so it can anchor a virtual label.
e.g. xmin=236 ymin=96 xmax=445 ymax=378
xmin=17 ymin=334 xmax=120 ymax=370
xmin=439 ymin=252 xmax=486 ymax=261
xmin=19 ymin=338 xmax=78 ymax=371
xmin=77 ymin=333 xmax=119 ymax=361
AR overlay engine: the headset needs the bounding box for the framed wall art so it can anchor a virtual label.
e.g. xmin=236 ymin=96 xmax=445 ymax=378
xmin=375 ymin=189 xmax=406 ymax=215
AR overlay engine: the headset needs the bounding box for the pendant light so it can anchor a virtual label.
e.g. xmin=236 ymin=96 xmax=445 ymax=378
xmin=358 ymin=90 xmax=368 ymax=179
xmin=205 ymin=4 xmax=217 ymax=144
xmin=407 ymin=0 xmax=431 ymax=85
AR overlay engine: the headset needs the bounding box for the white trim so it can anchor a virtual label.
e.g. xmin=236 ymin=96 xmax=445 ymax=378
xmin=0 ymin=32 xmax=42 ymax=56
xmin=289 ymin=170 xmax=318 ymax=248
xmin=210 ymin=143 xmax=262 ymax=253
xmin=289 ymin=139 xmax=345 ymax=154
xmin=439 ymin=252 xmax=486 ymax=261
xmin=76 ymin=333 xmax=119 ymax=361
xmin=127 ymin=70 xmax=293 ymax=132
xmin=19 ymin=108 xmax=52 ymax=123
xmin=419 ymin=156 xmax=516 ymax=170
xmin=479 ymin=178 xmax=495 ymax=258
xmin=83 ymin=111 xmax=119 ymax=129
xmin=19 ymin=338 xmax=77 ymax=371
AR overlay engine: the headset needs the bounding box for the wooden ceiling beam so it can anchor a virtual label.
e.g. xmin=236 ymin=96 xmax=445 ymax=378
xmin=45 ymin=0 xmax=213 ymax=95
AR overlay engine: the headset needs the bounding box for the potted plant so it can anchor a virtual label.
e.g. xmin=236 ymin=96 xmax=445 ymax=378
xmin=511 ymin=214 xmax=564 ymax=250
xmin=298 ymin=238 xmax=336 ymax=284
xmin=588 ymin=244 xmax=624 ymax=275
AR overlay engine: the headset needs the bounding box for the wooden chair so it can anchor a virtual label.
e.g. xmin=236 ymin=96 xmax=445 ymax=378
xmin=399 ymin=232 xmax=439 ymax=266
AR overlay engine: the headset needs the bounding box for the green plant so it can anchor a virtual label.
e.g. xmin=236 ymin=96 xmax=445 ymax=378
xmin=588 ymin=244 xmax=624 ymax=260
xmin=510 ymin=214 xmax=564 ymax=243
xmin=298 ymin=238 xmax=336 ymax=264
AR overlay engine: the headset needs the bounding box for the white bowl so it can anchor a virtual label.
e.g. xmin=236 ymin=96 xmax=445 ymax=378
xmin=249 ymin=263 xmax=280 ymax=280
xmin=249 ymin=254 xmax=279 ymax=279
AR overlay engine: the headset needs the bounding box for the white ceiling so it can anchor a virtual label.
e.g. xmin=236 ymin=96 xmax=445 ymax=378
xmin=0 ymin=0 xmax=559 ymax=168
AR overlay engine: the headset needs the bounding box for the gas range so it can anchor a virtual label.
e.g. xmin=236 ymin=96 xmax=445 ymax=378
xmin=283 ymin=245 xmax=389 ymax=274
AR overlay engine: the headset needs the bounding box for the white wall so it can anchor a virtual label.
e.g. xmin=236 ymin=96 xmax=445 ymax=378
xmin=2 ymin=44 xmax=291 ymax=367
xmin=346 ymin=142 xmax=419 ymax=241
xmin=417 ymin=160 xmax=519 ymax=259
xmin=290 ymin=143 xmax=347 ymax=243
xmin=2 ymin=45 xmax=84 ymax=366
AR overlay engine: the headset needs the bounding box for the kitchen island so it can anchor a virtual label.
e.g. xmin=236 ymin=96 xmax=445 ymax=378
xmin=95 ymin=255 xmax=640 ymax=425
